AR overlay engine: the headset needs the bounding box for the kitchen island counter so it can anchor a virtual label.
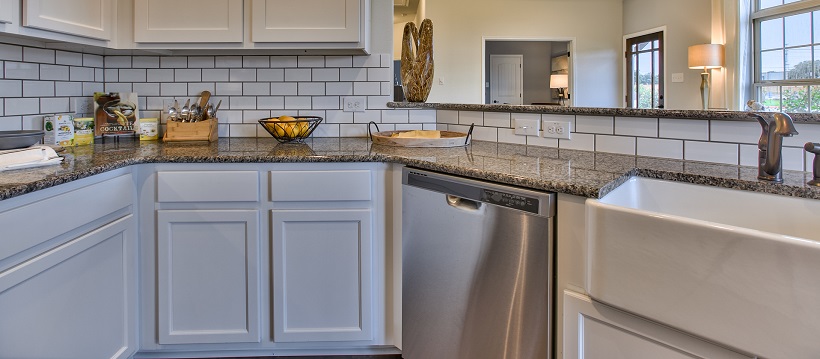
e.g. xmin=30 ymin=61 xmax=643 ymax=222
xmin=0 ymin=137 xmax=817 ymax=201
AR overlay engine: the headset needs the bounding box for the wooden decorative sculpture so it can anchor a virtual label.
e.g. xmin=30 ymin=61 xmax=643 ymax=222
xmin=401 ymin=19 xmax=434 ymax=102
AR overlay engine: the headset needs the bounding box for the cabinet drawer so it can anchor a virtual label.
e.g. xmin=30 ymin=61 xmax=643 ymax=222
xmin=157 ymin=171 xmax=259 ymax=203
xmin=270 ymin=170 xmax=371 ymax=202
xmin=0 ymin=174 xmax=133 ymax=263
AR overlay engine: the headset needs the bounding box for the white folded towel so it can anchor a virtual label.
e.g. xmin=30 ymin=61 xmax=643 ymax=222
xmin=0 ymin=145 xmax=63 ymax=171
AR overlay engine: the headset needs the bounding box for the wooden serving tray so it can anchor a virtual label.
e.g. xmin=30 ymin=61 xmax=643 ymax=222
xmin=163 ymin=119 xmax=218 ymax=142
xmin=368 ymin=122 xmax=473 ymax=148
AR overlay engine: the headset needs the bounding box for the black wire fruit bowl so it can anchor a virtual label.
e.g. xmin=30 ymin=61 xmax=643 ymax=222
xmin=258 ymin=116 xmax=322 ymax=143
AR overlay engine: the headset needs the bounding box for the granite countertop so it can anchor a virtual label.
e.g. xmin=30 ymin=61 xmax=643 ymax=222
xmin=0 ymin=137 xmax=818 ymax=202
xmin=388 ymin=102 xmax=820 ymax=123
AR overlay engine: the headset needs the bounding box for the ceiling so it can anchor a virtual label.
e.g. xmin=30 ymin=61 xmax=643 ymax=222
xmin=394 ymin=0 xmax=420 ymax=18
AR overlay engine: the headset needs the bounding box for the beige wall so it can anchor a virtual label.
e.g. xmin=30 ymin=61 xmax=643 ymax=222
xmin=623 ymin=0 xmax=713 ymax=110
xmin=422 ymin=0 xmax=623 ymax=107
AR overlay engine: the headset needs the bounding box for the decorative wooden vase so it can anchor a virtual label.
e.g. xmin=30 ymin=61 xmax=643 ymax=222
xmin=400 ymin=19 xmax=434 ymax=103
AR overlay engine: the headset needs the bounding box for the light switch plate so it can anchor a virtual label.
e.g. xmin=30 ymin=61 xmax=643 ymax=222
xmin=343 ymin=96 xmax=366 ymax=112
xmin=671 ymin=73 xmax=684 ymax=83
xmin=514 ymin=118 xmax=541 ymax=136
xmin=543 ymin=120 xmax=572 ymax=140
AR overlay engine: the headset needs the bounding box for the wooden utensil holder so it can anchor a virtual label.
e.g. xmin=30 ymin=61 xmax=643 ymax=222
xmin=163 ymin=119 xmax=218 ymax=142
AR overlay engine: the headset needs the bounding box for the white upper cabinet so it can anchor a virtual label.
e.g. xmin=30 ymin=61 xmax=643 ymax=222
xmin=0 ymin=0 xmax=15 ymax=24
xmin=22 ymin=0 xmax=114 ymax=40
xmin=134 ymin=0 xmax=244 ymax=43
xmin=250 ymin=0 xmax=362 ymax=43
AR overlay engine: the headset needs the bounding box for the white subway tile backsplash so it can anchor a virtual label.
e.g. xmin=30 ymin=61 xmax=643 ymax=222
xmin=459 ymin=111 xmax=483 ymax=126
xmin=783 ymin=146 xmax=805 ymax=171
xmin=257 ymin=96 xmax=285 ymax=109
xmin=353 ymin=55 xmax=381 ymax=68
xmin=214 ymin=56 xmax=242 ymax=68
xmin=200 ymin=69 xmax=228 ymax=82
xmin=230 ymin=69 xmax=256 ymax=82
xmin=471 ymin=126 xmax=498 ymax=142
xmin=160 ymin=56 xmax=187 ymax=68
xmin=105 ymin=56 xmax=131 ymax=68
xmin=5 ymin=98 xmax=39 ymax=116
xmin=104 ymin=68 xmax=118 ymax=82
xmin=710 ymin=120 xmax=759 ymax=144
xmin=230 ymin=96 xmax=257 ymax=110
xmin=298 ymin=56 xmax=325 ymax=68
xmin=659 ymin=118 xmax=709 ymax=140
xmin=614 ymin=117 xmax=658 ymax=137
xmin=0 ymin=44 xmax=23 ymax=61
xmin=340 ymin=68 xmax=367 ymax=82
xmin=285 ymin=68 xmax=311 ymax=82
xmin=527 ymin=135 xmax=558 ymax=148
xmin=133 ymin=83 xmax=160 ymax=97
xmin=381 ymin=82 xmax=392 ymax=96
xmin=230 ymin=123 xmax=257 ymax=137
xmin=325 ymin=110 xmax=352 ymax=124
xmin=55 ymin=82 xmax=82 ymax=96
xmin=366 ymin=95 xmax=391 ymax=109
xmin=354 ymin=110 xmax=381 ymax=124
xmin=258 ymin=69 xmax=284 ymax=82
xmin=132 ymin=56 xmax=160 ymax=68
xmin=174 ymin=69 xmax=201 ymax=82
xmin=160 ymin=83 xmax=187 ymax=96
xmin=367 ymin=67 xmax=392 ymax=82
xmin=498 ymin=128 xmax=526 ymax=145
xmin=271 ymin=82 xmax=298 ymax=96
xmin=40 ymin=64 xmax=69 ymax=81
xmin=0 ymin=116 xmax=21 ymax=131
xmin=95 ymin=68 xmax=104 ymax=82
xmin=22 ymin=115 xmax=42 ymax=130
xmin=0 ymin=80 xmax=22 ymax=97
xmin=216 ymin=82 xmax=242 ymax=95
xmin=340 ymin=123 xmax=368 ymax=137
xmin=244 ymin=82 xmax=271 ymax=95
xmin=83 ymin=54 xmax=103 ymax=68
xmin=312 ymin=68 xmax=340 ymax=81
xmin=409 ymin=109 xmax=436 ymax=123
xmin=312 ymin=96 xmax=340 ymax=110
xmin=243 ymin=56 xmax=270 ymax=68
xmin=785 ymin=122 xmax=820 ymax=147
xmin=739 ymin=144 xmax=758 ymax=167
xmin=595 ymin=135 xmax=636 ymax=155
xmin=559 ymin=133 xmax=595 ymax=151
xmin=70 ymin=66 xmax=94 ymax=81
xmin=575 ymin=115 xmax=613 ymax=134
xmin=284 ymin=96 xmax=311 ymax=109
xmin=684 ymin=141 xmax=738 ymax=165
xmin=23 ymin=80 xmax=54 ymax=97
xmin=326 ymin=82 xmax=353 ymax=95
xmin=40 ymin=97 xmax=69 ymax=113
xmin=484 ymin=112 xmax=511 ymax=127
xmin=326 ymin=56 xmax=353 ymax=68
xmin=298 ymin=82 xmax=325 ymax=96
xmin=120 ymin=69 xmax=147 ymax=82
xmin=395 ymin=124 xmax=423 ymax=131
xmin=242 ymin=110 xmax=271 ymax=123
xmin=637 ymin=137 xmax=683 ymax=159
xmin=313 ymin=123 xmax=340 ymax=137
xmin=106 ymin=82 xmax=132 ymax=93
xmin=381 ymin=109 xmax=409 ymax=123
xmin=6 ymin=62 xmax=39 ymax=79
xmin=82 ymin=82 xmax=103 ymax=94
xmin=146 ymin=69 xmax=174 ymax=82
xmin=437 ymin=110 xmax=458 ymax=124
xmin=381 ymin=54 xmax=392 ymax=68
xmin=23 ymin=47 xmax=55 ymax=64
xmin=218 ymin=110 xmax=242 ymax=123
xmin=55 ymin=51 xmax=82 ymax=66
xmin=354 ymin=82 xmax=381 ymax=96
xmin=270 ymin=56 xmax=298 ymax=68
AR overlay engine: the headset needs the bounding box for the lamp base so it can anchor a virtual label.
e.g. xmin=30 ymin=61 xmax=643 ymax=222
xmin=700 ymin=71 xmax=710 ymax=110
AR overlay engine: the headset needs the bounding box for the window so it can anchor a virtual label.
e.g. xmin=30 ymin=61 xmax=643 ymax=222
xmin=626 ymin=32 xmax=664 ymax=109
xmin=754 ymin=0 xmax=820 ymax=112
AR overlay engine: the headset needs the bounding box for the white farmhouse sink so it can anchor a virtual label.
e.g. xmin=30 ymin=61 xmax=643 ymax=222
xmin=587 ymin=177 xmax=820 ymax=359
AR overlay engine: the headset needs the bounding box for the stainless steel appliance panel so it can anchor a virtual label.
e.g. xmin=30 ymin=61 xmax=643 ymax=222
xmin=402 ymin=167 xmax=555 ymax=359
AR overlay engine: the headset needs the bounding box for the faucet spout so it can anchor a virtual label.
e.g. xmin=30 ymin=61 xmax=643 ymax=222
xmin=755 ymin=112 xmax=798 ymax=183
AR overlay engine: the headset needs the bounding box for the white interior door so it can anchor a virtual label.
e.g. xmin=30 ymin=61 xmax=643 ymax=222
xmin=490 ymin=54 xmax=523 ymax=105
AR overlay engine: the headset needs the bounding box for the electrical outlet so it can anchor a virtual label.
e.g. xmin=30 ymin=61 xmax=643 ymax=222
xmin=343 ymin=96 xmax=366 ymax=112
xmin=514 ymin=118 xmax=540 ymax=136
xmin=542 ymin=120 xmax=572 ymax=140
xmin=74 ymin=98 xmax=94 ymax=115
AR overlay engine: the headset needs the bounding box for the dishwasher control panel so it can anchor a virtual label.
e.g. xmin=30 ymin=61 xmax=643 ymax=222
xmin=481 ymin=189 xmax=539 ymax=213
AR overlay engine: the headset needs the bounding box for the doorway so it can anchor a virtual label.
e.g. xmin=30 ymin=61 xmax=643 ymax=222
xmin=484 ymin=39 xmax=572 ymax=105
xmin=489 ymin=54 xmax=523 ymax=105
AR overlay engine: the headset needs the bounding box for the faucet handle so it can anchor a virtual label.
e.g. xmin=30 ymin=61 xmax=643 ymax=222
xmin=804 ymin=142 xmax=820 ymax=186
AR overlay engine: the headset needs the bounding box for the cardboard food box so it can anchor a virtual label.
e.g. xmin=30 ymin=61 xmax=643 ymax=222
xmin=73 ymin=117 xmax=95 ymax=146
xmin=43 ymin=114 xmax=75 ymax=147
xmin=93 ymin=92 xmax=140 ymax=137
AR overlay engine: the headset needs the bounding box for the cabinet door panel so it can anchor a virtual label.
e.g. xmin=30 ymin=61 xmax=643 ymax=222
xmin=272 ymin=209 xmax=373 ymax=342
xmin=157 ymin=209 xmax=260 ymax=344
xmin=563 ymin=291 xmax=752 ymax=359
xmin=134 ymin=0 xmax=243 ymax=43
xmin=22 ymin=0 xmax=113 ymax=40
xmin=0 ymin=216 xmax=136 ymax=359
xmin=0 ymin=0 xmax=15 ymax=24
xmin=251 ymin=0 xmax=361 ymax=43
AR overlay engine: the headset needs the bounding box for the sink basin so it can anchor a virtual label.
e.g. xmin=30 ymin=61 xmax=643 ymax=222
xmin=587 ymin=177 xmax=820 ymax=359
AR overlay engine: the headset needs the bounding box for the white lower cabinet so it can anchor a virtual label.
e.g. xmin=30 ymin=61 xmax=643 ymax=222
xmin=156 ymin=209 xmax=261 ymax=345
xmin=0 ymin=215 xmax=136 ymax=359
xmin=271 ymin=208 xmax=373 ymax=342
xmin=562 ymin=291 xmax=753 ymax=359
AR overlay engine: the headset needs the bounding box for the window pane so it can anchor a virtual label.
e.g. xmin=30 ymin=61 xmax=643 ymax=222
xmin=785 ymin=0 xmax=803 ymax=4
xmin=785 ymin=12 xmax=812 ymax=47
xmin=814 ymin=46 xmax=820 ymax=78
xmin=631 ymin=54 xmax=638 ymax=108
xmin=652 ymin=40 xmax=659 ymax=49
xmin=759 ymin=0 xmax=782 ymax=10
xmin=638 ymin=51 xmax=652 ymax=109
xmin=760 ymin=86 xmax=781 ymax=110
xmin=811 ymin=85 xmax=820 ymax=112
xmin=786 ymin=46 xmax=813 ymax=79
xmin=638 ymin=41 xmax=651 ymax=51
xmin=782 ymin=85 xmax=810 ymax=112
xmin=653 ymin=50 xmax=660 ymax=108
xmin=760 ymin=18 xmax=784 ymax=50
xmin=761 ymin=50 xmax=785 ymax=80
xmin=814 ymin=11 xmax=820 ymax=43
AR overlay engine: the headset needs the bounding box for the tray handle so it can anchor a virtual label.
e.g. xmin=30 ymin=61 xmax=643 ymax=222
xmin=367 ymin=121 xmax=381 ymax=142
xmin=466 ymin=123 xmax=475 ymax=145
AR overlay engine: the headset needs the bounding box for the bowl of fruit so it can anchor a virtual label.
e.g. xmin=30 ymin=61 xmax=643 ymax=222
xmin=258 ymin=116 xmax=322 ymax=143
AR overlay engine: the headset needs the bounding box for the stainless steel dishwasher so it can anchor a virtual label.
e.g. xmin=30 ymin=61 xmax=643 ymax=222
xmin=402 ymin=167 xmax=556 ymax=359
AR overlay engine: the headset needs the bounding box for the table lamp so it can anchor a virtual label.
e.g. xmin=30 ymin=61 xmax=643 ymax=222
xmin=688 ymin=44 xmax=725 ymax=110
xmin=550 ymin=74 xmax=569 ymax=106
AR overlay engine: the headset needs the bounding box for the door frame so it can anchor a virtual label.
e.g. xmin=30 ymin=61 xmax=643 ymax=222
xmin=482 ymin=37 xmax=576 ymax=106
xmin=489 ymin=54 xmax=524 ymax=105
xmin=623 ymin=26 xmax=667 ymax=108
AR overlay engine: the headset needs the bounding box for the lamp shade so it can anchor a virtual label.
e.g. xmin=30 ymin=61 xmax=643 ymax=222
xmin=550 ymin=74 xmax=568 ymax=88
xmin=688 ymin=44 xmax=725 ymax=69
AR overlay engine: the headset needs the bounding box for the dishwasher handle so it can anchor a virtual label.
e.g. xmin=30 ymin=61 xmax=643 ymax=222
xmin=446 ymin=195 xmax=483 ymax=211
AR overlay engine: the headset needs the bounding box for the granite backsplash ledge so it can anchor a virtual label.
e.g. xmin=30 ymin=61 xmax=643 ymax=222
xmin=0 ymin=138 xmax=818 ymax=202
